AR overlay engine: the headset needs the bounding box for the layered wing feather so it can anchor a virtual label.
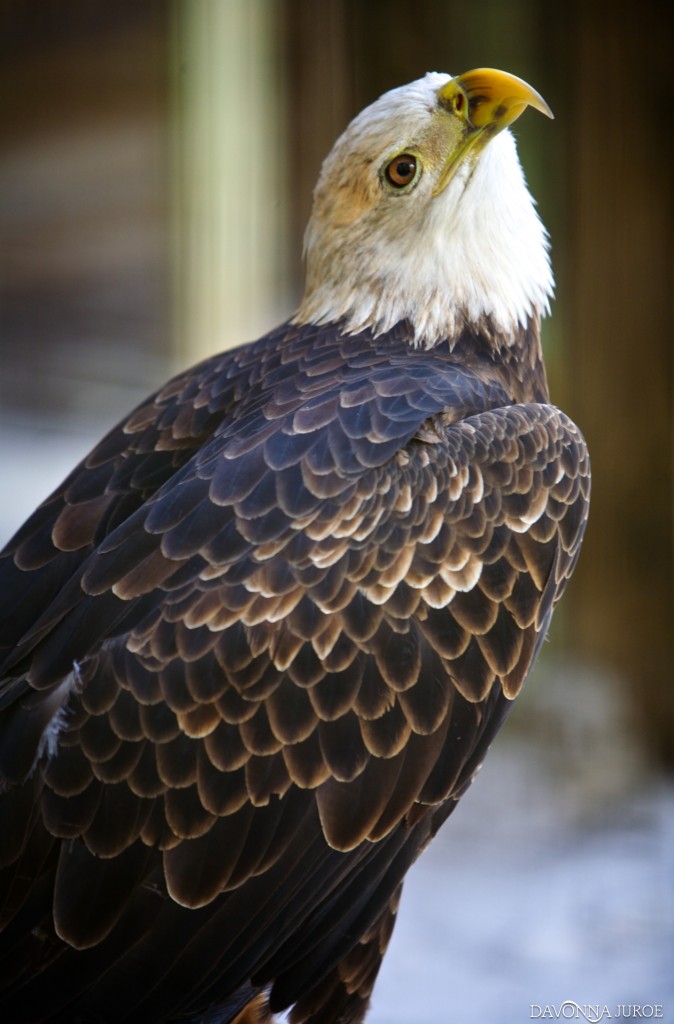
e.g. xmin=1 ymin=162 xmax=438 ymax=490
xmin=0 ymin=320 xmax=589 ymax=1024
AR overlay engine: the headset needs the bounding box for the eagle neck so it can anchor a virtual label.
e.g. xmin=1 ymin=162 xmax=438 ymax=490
xmin=439 ymin=316 xmax=549 ymax=405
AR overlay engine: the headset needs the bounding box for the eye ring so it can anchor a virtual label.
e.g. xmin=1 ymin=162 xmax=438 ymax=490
xmin=384 ymin=153 xmax=420 ymax=190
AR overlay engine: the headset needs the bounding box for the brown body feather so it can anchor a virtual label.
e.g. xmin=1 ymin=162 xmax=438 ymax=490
xmin=0 ymin=317 xmax=589 ymax=1023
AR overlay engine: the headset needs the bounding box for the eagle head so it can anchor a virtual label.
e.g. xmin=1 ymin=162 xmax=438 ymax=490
xmin=295 ymin=68 xmax=555 ymax=348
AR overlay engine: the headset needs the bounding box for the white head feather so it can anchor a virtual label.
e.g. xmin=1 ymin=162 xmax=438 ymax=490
xmin=295 ymin=72 xmax=553 ymax=348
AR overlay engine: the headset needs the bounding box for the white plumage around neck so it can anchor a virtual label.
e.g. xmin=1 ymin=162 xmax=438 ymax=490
xmin=294 ymin=73 xmax=554 ymax=348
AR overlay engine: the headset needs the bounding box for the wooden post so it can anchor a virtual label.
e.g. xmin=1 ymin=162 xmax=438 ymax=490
xmin=564 ymin=0 xmax=673 ymax=766
xmin=170 ymin=0 xmax=289 ymax=367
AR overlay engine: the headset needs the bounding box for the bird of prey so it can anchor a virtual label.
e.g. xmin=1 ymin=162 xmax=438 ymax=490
xmin=0 ymin=68 xmax=590 ymax=1023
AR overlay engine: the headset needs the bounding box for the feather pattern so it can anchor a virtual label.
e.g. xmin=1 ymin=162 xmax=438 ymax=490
xmin=0 ymin=318 xmax=589 ymax=1023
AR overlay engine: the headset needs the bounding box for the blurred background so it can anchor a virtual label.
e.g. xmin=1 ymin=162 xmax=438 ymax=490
xmin=0 ymin=0 xmax=672 ymax=1019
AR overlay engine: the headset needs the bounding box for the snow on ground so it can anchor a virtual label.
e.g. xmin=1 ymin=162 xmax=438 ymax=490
xmin=369 ymin=745 xmax=674 ymax=1023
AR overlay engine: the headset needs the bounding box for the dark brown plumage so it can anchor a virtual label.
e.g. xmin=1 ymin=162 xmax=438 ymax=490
xmin=0 ymin=69 xmax=589 ymax=1024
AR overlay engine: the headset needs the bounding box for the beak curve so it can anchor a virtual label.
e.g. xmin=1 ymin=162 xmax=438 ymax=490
xmin=439 ymin=67 xmax=553 ymax=132
xmin=433 ymin=68 xmax=552 ymax=196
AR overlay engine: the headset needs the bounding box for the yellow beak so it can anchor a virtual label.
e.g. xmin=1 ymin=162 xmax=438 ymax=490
xmin=433 ymin=68 xmax=552 ymax=195
xmin=439 ymin=68 xmax=553 ymax=130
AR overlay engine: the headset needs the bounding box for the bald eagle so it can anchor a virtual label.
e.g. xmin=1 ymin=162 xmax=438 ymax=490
xmin=0 ymin=69 xmax=589 ymax=1024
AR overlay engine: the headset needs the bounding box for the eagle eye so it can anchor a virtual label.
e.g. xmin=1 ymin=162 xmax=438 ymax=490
xmin=384 ymin=153 xmax=419 ymax=189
